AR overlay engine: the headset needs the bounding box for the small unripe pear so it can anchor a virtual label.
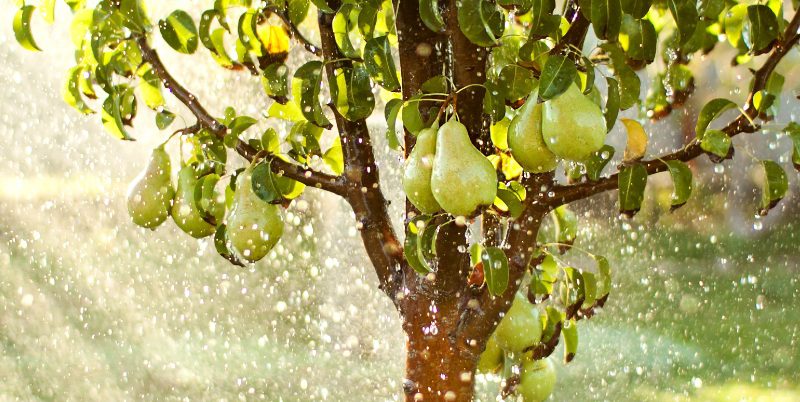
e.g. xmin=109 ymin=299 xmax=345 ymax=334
xmin=542 ymin=83 xmax=606 ymax=161
xmin=430 ymin=119 xmax=497 ymax=217
xmin=476 ymin=334 xmax=504 ymax=374
xmin=494 ymin=292 xmax=543 ymax=353
xmin=127 ymin=146 xmax=174 ymax=229
xmin=403 ymin=127 xmax=441 ymax=214
xmin=226 ymin=167 xmax=284 ymax=262
xmin=508 ymin=96 xmax=557 ymax=173
xmin=171 ymin=165 xmax=216 ymax=238
xmin=518 ymin=356 xmax=557 ymax=402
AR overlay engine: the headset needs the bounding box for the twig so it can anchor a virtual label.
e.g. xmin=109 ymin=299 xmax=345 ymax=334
xmin=134 ymin=35 xmax=348 ymax=196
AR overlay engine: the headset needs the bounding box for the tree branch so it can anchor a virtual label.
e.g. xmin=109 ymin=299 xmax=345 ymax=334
xmin=134 ymin=35 xmax=348 ymax=196
xmin=317 ymin=5 xmax=405 ymax=302
xmin=548 ymin=10 xmax=800 ymax=207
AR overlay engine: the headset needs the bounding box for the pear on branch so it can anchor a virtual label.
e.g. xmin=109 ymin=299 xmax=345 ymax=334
xmin=508 ymin=92 xmax=557 ymax=173
xmin=226 ymin=165 xmax=285 ymax=263
xmin=126 ymin=145 xmax=175 ymax=229
xmin=542 ymin=83 xmax=607 ymax=162
xmin=403 ymin=127 xmax=442 ymax=214
xmin=430 ymin=119 xmax=497 ymax=217
xmin=171 ymin=164 xmax=216 ymax=238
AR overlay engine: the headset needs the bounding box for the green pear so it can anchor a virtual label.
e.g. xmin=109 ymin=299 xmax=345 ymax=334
xmin=403 ymin=127 xmax=441 ymax=214
xmin=126 ymin=146 xmax=174 ymax=229
xmin=494 ymin=292 xmax=543 ymax=353
xmin=171 ymin=165 xmax=216 ymax=238
xmin=476 ymin=334 xmax=504 ymax=374
xmin=226 ymin=166 xmax=284 ymax=262
xmin=430 ymin=119 xmax=497 ymax=217
xmin=508 ymin=95 xmax=557 ymax=173
xmin=518 ymin=356 xmax=557 ymax=402
xmin=542 ymin=83 xmax=606 ymax=161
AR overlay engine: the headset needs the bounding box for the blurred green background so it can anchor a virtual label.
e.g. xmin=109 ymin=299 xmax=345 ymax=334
xmin=1 ymin=2 xmax=799 ymax=401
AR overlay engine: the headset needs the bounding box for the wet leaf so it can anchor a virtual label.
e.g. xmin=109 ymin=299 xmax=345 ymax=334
xmin=695 ymin=98 xmax=736 ymax=140
xmin=295 ymin=61 xmax=332 ymax=129
xmin=664 ymin=160 xmax=692 ymax=210
xmin=364 ymin=36 xmax=401 ymax=92
xmin=13 ymin=5 xmax=41 ymax=51
xmin=784 ymin=122 xmax=800 ymax=171
xmin=457 ymin=0 xmax=504 ymax=47
xmin=667 ymin=0 xmax=698 ymax=45
xmin=405 ymin=216 xmax=433 ymax=275
xmin=744 ymin=5 xmax=778 ymax=53
xmin=384 ymin=98 xmax=404 ymax=150
xmin=420 ymin=0 xmax=445 ymax=32
xmin=759 ymin=160 xmax=787 ymax=216
xmin=329 ymin=64 xmax=376 ymax=121
xmin=562 ymin=319 xmax=578 ymax=363
xmin=482 ymin=246 xmax=509 ymax=296
xmin=618 ymin=164 xmax=647 ymax=217
xmin=585 ymin=145 xmax=615 ymax=181
xmin=498 ymin=65 xmax=536 ymax=103
xmin=159 ymin=10 xmax=198 ymax=54
xmin=621 ymin=118 xmax=647 ymax=162
xmin=700 ymin=129 xmax=731 ymax=160
xmin=621 ymin=0 xmax=651 ymax=19
xmin=590 ymin=0 xmax=622 ymax=40
xmin=539 ymin=55 xmax=577 ymax=100
xmin=495 ymin=188 xmax=524 ymax=218
xmin=63 ymin=66 xmax=93 ymax=114
xmin=604 ymin=77 xmax=619 ymax=132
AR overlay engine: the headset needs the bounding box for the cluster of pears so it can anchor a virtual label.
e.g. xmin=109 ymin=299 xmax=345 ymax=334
xmin=508 ymin=83 xmax=606 ymax=172
xmin=403 ymin=119 xmax=498 ymax=217
xmin=478 ymin=293 xmax=557 ymax=402
xmin=126 ymin=146 xmax=284 ymax=263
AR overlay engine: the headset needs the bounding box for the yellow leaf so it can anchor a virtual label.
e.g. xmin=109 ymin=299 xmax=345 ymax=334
xmin=501 ymin=153 xmax=523 ymax=180
xmin=257 ymin=24 xmax=290 ymax=55
xmin=621 ymin=118 xmax=648 ymax=162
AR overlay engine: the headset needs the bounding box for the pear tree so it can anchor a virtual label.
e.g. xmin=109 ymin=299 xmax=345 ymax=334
xmin=11 ymin=0 xmax=800 ymax=400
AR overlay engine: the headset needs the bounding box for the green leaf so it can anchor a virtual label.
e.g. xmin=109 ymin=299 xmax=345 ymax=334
xmin=311 ymin=0 xmax=335 ymax=14
xmin=63 ymin=66 xmax=93 ymax=114
xmin=420 ymin=0 xmax=445 ymax=32
xmin=323 ymin=136 xmax=344 ymax=175
xmin=595 ymin=255 xmax=611 ymax=297
xmin=363 ymin=36 xmax=401 ymax=92
xmin=295 ymin=61 xmax=333 ymax=129
xmin=405 ymin=216 xmax=433 ymax=275
xmin=724 ymin=4 xmax=748 ymax=49
xmin=156 ymin=110 xmax=176 ymax=130
xmin=498 ymin=65 xmax=536 ymax=103
xmin=553 ymin=205 xmax=578 ymax=244
xmin=538 ymin=55 xmax=577 ymax=100
xmin=590 ymin=0 xmax=622 ymax=40
xmin=621 ymin=15 xmax=656 ymax=63
xmin=229 ymin=115 xmax=258 ymax=136
xmin=667 ymin=0 xmax=698 ymax=46
xmin=664 ymin=160 xmax=692 ymax=210
xmin=357 ymin=3 xmax=379 ymax=38
xmin=237 ymin=8 xmax=261 ymax=56
xmin=528 ymin=0 xmax=557 ymax=37
xmin=101 ymin=90 xmax=134 ymax=141
xmin=617 ymin=164 xmax=647 ymax=217
xmin=384 ymin=98 xmax=404 ymax=150
xmin=700 ymin=129 xmax=731 ymax=160
xmin=136 ymin=64 xmax=165 ymax=109
xmin=288 ymin=0 xmax=311 ymax=25
xmin=159 ymin=10 xmax=199 ymax=54
xmin=329 ymin=64 xmax=376 ymax=121
xmin=421 ymin=76 xmax=448 ymax=94
xmin=483 ymin=80 xmax=506 ymax=122
xmin=695 ymin=98 xmax=736 ymax=140
xmin=457 ymin=0 xmax=504 ymax=47
xmin=209 ymin=28 xmax=234 ymax=67
xmin=616 ymin=64 xmax=640 ymax=110
xmin=469 ymin=243 xmax=483 ymax=267
xmin=332 ymin=5 xmax=360 ymax=59
xmin=585 ymin=144 xmax=615 ymax=181
xmin=481 ymin=246 xmax=509 ymax=297
xmin=401 ymin=95 xmax=426 ymax=135
xmin=562 ymin=319 xmax=578 ymax=363
xmin=759 ymin=160 xmax=787 ymax=216
xmin=698 ymin=0 xmax=724 ymax=19
xmin=581 ymin=272 xmax=598 ymax=308
xmin=251 ymin=162 xmax=282 ymax=203
xmin=13 ymin=5 xmax=41 ymax=51
xmin=604 ymin=77 xmax=620 ymax=132
xmin=621 ymin=0 xmax=651 ymax=19
xmin=745 ymin=5 xmax=779 ymax=53
xmin=784 ymin=122 xmax=800 ymax=171
xmin=262 ymin=63 xmax=289 ymax=103
xmin=496 ymin=188 xmax=524 ymax=218
xmin=41 ymin=0 xmax=56 ymax=24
